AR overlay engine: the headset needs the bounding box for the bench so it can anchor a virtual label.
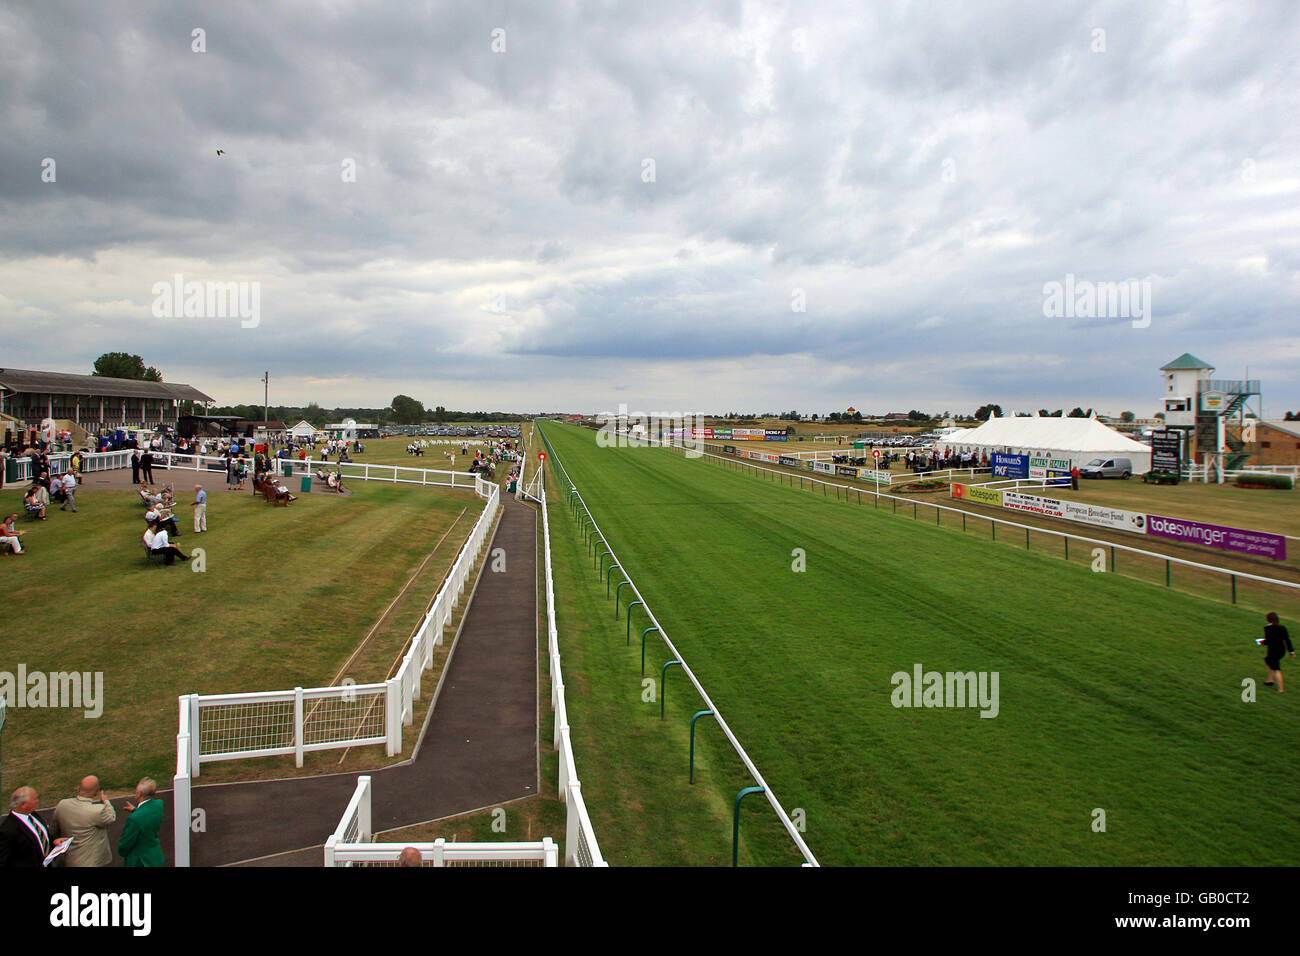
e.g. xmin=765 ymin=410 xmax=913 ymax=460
xmin=255 ymin=478 xmax=293 ymax=506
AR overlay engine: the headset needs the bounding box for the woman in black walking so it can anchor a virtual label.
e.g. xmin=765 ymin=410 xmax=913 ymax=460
xmin=1263 ymin=611 xmax=1295 ymax=693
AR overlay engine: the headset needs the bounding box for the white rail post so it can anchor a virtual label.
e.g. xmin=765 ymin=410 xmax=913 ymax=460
xmin=172 ymin=759 xmax=191 ymax=868
xmin=385 ymin=679 xmax=402 ymax=756
xmin=432 ymin=837 xmax=446 ymax=867
xmin=565 ymin=781 xmax=582 ymax=865
xmin=323 ymin=835 xmax=337 ymax=867
xmin=358 ymin=775 xmax=372 ymax=842
xmin=557 ymin=726 xmax=570 ymax=797
xmin=293 ymin=686 xmax=305 ymax=768
xmin=188 ymin=694 xmax=201 ymax=777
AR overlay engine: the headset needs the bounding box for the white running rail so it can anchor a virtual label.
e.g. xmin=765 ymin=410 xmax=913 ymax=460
xmin=537 ymin=463 xmax=607 ymax=866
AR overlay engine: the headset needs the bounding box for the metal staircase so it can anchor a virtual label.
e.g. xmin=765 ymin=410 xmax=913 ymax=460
xmin=1195 ymin=379 xmax=1259 ymax=471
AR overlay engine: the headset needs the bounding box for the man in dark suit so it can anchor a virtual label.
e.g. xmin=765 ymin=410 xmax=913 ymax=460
xmin=140 ymin=449 xmax=155 ymax=484
xmin=131 ymin=448 xmax=141 ymax=484
xmin=0 ymin=786 xmax=69 ymax=867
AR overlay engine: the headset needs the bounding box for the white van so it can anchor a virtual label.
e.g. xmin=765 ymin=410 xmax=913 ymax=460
xmin=1080 ymin=457 xmax=1133 ymax=479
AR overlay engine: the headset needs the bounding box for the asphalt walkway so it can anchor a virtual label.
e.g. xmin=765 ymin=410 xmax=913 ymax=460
xmin=85 ymin=493 xmax=539 ymax=866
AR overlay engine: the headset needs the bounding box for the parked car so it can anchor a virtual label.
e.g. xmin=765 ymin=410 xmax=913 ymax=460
xmin=1080 ymin=457 xmax=1133 ymax=479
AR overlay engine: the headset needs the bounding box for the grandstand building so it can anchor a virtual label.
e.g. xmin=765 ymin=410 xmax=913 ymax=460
xmin=0 ymin=366 xmax=214 ymax=438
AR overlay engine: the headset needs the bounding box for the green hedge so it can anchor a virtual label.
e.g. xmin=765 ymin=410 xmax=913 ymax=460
xmin=1235 ymin=472 xmax=1294 ymax=489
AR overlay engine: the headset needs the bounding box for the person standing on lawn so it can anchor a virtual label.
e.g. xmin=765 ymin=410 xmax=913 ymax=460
xmin=1263 ymin=612 xmax=1295 ymax=693
xmin=59 ymin=471 xmax=77 ymax=512
xmin=192 ymin=484 xmax=207 ymax=532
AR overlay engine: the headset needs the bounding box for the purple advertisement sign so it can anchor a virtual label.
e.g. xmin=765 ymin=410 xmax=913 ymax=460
xmin=1145 ymin=514 xmax=1287 ymax=561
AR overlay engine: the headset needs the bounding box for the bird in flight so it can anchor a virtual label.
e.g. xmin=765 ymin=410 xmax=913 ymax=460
xmin=216 ymin=149 xmax=225 ymax=156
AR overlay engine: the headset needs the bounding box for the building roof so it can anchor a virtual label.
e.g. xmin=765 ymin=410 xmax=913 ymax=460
xmin=1160 ymin=352 xmax=1214 ymax=372
xmin=0 ymin=367 xmax=213 ymax=403
xmin=1263 ymin=420 xmax=1300 ymax=439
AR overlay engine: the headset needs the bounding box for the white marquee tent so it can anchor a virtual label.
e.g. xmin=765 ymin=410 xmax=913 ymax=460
xmin=934 ymin=414 xmax=1152 ymax=473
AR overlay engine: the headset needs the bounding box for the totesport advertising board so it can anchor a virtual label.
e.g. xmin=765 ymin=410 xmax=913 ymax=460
xmin=950 ymin=483 xmax=1004 ymax=507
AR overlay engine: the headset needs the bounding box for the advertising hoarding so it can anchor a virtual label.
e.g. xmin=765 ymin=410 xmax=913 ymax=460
xmin=1146 ymin=515 xmax=1286 ymax=560
xmin=1003 ymin=491 xmax=1066 ymax=518
xmin=1029 ymin=456 xmax=1072 ymax=480
xmin=1151 ymin=430 xmax=1181 ymax=472
xmin=991 ymin=453 xmax=1029 ymax=479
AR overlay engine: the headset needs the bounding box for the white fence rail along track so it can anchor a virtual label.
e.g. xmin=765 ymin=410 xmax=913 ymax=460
xmin=172 ymin=474 xmax=500 ymax=866
xmin=323 ymin=776 xmax=559 ymax=867
xmin=537 ymin=422 xmax=819 ymax=867
xmin=667 ymin=437 xmax=1300 ymax=607
xmin=536 ymin=462 xmax=607 ymax=866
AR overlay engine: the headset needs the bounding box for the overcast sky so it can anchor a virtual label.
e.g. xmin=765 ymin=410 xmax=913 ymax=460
xmin=1 ymin=0 xmax=1296 ymax=417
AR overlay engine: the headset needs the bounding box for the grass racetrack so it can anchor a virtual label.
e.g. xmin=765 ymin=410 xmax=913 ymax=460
xmin=538 ymin=421 xmax=1300 ymax=866
xmin=0 ymin=479 xmax=482 ymax=800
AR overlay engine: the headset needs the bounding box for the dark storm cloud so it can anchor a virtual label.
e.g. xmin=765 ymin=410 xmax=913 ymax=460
xmin=0 ymin=0 xmax=1296 ymax=414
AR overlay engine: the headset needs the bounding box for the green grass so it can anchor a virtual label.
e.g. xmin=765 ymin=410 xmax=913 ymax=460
xmin=0 ymin=480 xmax=482 ymax=800
xmin=541 ymin=462 xmax=800 ymax=866
xmin=538 ymin=420 xmax=1300 ymax=866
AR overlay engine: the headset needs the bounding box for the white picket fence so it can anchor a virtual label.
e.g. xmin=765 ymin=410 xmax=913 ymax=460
xmin=144 ymin=451 xmax=482 ymax=490
xmin=538 ymin=464 xmax=607 ymax=866
xmin=4 ymin=452 xmax=70 ymax=481
xmin=1183 ymin=461 xmax=1297 ymax=485
xmin=322 ymin=776 xmax=559 ymax=867
xmin=172 ymin=473 xmax=500 ymax=866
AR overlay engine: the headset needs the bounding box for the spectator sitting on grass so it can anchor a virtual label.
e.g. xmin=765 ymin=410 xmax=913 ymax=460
xmin=144 ymin=501 xmax=180 ymax=537
xmin=147 ymin=520 xmax=189 ymax=565
xmin=1 ymin=514 xmax=26 ymax=554
xmin=24 ymin=485 xmax=47 ymax=520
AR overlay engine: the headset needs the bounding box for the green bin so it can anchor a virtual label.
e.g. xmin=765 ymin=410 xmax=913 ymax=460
xmin=282 ymin=461 xmax=293 ymax=477
xmin=300 ymin=475 xmax=312 ymax=492
xmin=3 ymin=457 xmax=17 ymax=483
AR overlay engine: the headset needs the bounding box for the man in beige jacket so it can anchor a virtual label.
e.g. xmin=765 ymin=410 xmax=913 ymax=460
xmin=53 ymin=776 xmax=116 ymax=867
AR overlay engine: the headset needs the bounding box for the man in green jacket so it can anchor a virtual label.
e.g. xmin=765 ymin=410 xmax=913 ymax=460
xmin=117 ymin=778 xmax=164 ymax=867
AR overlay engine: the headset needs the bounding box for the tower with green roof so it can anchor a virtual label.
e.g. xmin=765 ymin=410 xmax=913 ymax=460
xmin=1159 ymin=353 xmax=1260 ymax=476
